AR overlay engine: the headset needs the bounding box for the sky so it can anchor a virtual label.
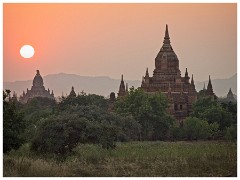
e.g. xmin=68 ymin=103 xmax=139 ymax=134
xmin=3 ymin=3 xmax=237 ymax=82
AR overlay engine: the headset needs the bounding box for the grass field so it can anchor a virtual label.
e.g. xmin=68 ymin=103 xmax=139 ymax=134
xmin=3 ymin=141 xmax=237 ymax=177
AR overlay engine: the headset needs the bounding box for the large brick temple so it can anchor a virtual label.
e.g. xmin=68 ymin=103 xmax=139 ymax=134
xmin=116 ymin=25 xmax=215 ymax=123
xmin=19 ymin=70 xmax=55 ymax=103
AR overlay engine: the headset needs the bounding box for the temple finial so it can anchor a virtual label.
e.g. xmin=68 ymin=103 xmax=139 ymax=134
xmin=203 ymin=83 xmax=206 ymax=90
xmin=118 ymin=74 xmax=126 ymax=97
xmin=208 ymin=75 xmax=212 ymax=86
xmin=164 ymin=24 xmax=170 ymax=44
xmin=207 ymin=75 xmax=213 ymax=93
xmin=185 ymin=68 xmax=188 ymax=77
xmin=165 ymin=24 xmax=169 ymax=38
xmin=36 ymin=70 xmax=40 ymax=75
xmin=145 ymin=68 xmax=149 ymax=77
xmin=191 ymin=74 xmax=194 ymax=84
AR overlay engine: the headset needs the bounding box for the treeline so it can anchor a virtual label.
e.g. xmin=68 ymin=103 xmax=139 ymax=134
xmin=3 ymin=88 xmax=237 ymax=155
xmin=114 ymin=88 xmax=236 ymax=142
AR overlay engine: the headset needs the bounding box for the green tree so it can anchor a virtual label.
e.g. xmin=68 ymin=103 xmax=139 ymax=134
xmin=220 ymin=101 xmax=237 ymax=125
xmin=183 ymin=117 xmax=210 ymax=140
xmin=113 ymin=114 xmax=141 ymax=141
xmin=20 ymin=97 xmax=57 ymax=142
xmin=115 ymin=88 xmax=174 ymax=140
xmin=201 ymin=106 xmax=232 ymax=131
xmin=58 ymin=93 xmax=108 ymax=112
xmin=3 ymin=90 xmax=26 ymax=153
xmin=169 ymin=123 xmax=185 ymax=141
xmin=209 ymin=122 xmax=220 ymax=140
xmin=225 ymin=124 xmax=237 ymax=141
xmin=191 ymin=96 xmax=218 ymax=118
xmin=31 ymin=115 xmax=88 ymax=154
xmin=31 ymin=113 xmax=119 ymax=155
xmin=192 ymin=97 xmax=232 ymax=131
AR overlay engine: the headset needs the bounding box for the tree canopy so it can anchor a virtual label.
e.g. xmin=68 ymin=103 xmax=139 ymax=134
xmin=115 ymin=88 xmax=174 ymax=140
xmin=3 ymin=90 xmax=26 ymax=153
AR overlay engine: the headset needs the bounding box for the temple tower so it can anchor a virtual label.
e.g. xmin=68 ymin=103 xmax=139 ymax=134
xmin=152 ymin=24 xmax=181 ymax=83
xmin=113 ymin=25 xmax=213 ymax=122
xmin=19 ymin=70 xmax=55 ymax=103
xmin=118 ymin=74 xmax=126 ymax=97
xmin=69 ymin=86 xmax=77 ymax=97
xmin=226 ymin=88 xmax=235 ymax=102
xmin=206 ymin=75 xmax=215 ymax=96
xmin=140 ymin=25 xmax=198 ymax=122
xmin=108 ymin=92 xmax=116 ymax=111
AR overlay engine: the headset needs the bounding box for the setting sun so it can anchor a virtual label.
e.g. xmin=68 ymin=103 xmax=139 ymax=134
xmin=20 ymin=45 xmax=34 ymax=58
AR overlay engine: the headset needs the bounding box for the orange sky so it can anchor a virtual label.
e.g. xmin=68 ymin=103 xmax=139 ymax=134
xmin=3 ymin=3 xmax=237 ymax=82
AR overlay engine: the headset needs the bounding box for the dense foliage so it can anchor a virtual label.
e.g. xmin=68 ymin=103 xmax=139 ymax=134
xmin=3 ymin=88 xmax=237 ymax=155
xmin=20 ymin=97 xmax=57 ymax=142
xmin=3 ymin=90 xmax=26 ymax=153
xmin=114 ymin=88 xmax=174 ymax=140
xmin=31 ymin=115 xmax=118 ymax=154
xmin=191 ymin=96 xmax=233 ymax=131
xmin=30 ymin=94 xmax=141 ymax=154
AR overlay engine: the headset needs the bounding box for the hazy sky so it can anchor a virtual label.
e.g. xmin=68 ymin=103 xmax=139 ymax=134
xmin=3 ymin=3 xmax=237 ymax=82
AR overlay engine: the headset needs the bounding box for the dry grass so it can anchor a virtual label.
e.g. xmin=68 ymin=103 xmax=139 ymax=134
xmin=3 ymin=141 xmax=237 ymax=177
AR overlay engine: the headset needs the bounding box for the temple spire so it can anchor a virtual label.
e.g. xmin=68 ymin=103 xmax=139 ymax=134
xmin=207 ymin=75 xmax=213 ymax=91
xmin=126 ymin=83 xmax=128 ymax=92
xmin=191 ymin=74 xmax=194 ymax=85
xmin=206 ymin=75 xmax=214 ymax=96
xmin=185 ymin=68 xmax=188 ymax=77
xmin=190 ymin=74 xmax=196 ymax=91
xmin=69 ymin=86 xmax=76 ymax=97
xmin=203 ymin=83 xmax=206 ymax=90
xmin=145 ymin=68 xmax=149 ymax=77
xmin=227 ymin=88 xmax=235 ymax=102
xmin=163 ymin=24 xmax=170 ymax=44
xmin=165 ymin=24 xmax=169 ymax=38
xmin=118 ymin=74 xmax=126 ymax=97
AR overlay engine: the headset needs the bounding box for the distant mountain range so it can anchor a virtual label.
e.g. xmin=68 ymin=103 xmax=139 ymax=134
xmin=3 ymin=73 xmax=237 ymax=98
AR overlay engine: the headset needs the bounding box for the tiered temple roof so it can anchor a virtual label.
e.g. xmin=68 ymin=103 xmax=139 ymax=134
xmin=19 ymin=70 xmax=54 ymax=103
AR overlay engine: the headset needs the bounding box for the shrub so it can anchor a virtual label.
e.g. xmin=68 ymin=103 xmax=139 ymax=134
xmin=183 ymin=117 xmax=211 ymax=140
xmin=31 ymin=115 xmax=91 ymax=154
xmin=31 ymin=115 xmax=118 ymax=155
xmin=225 ymin=125 xmax=237 ymax=141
